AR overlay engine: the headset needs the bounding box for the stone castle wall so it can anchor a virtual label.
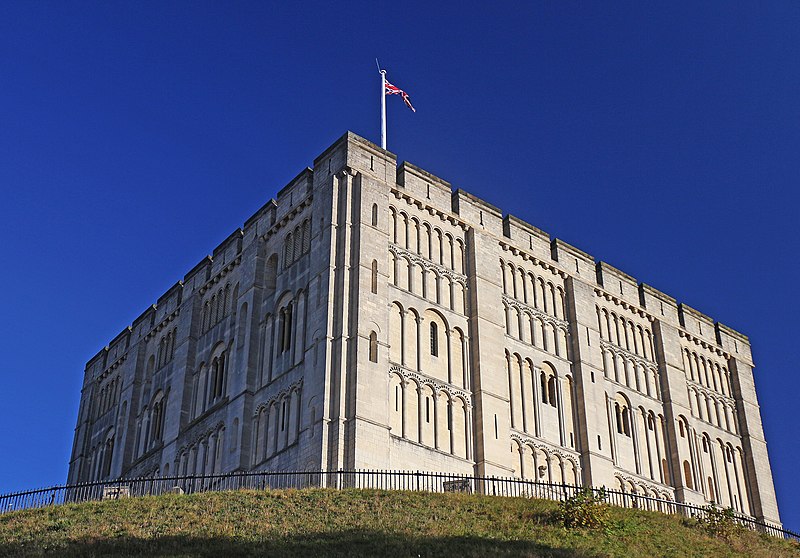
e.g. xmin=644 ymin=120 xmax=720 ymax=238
xmin=68 ymin=131 xmax=780 ymax=525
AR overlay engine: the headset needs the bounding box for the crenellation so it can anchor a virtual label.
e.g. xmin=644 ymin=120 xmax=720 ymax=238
xmin=716 ymin=323 xmax=752 ymax=363
xmin=550 ymin=238 xmax=595 ymax=279
xmin=211 ymin=229 xmax=243 ymax=265
xmin=107 ymin=327 xmax=131 ymax=360
xmin=275 ymin=168 xmax=314 ymax=219
xmin=451 ymin=188 xmax=503 ymax=234
xmin=596 ymin=261 xmax=640 ymax=308
xmin=131 ymin=306 xmax=156 ymax=339
xmin=68 ymin=130 xmax=780 ymax=527
xmin=396 ymin=161 xmax=452 ymax=210
xmin=313 ymin=131 xmax=397 ymax=186
xmin=85 ymin=351 xmax=107 ymax=384
xmin=183 ymin=256 xmax=213 ymax=291
xmin=639 ymin=284 xmax=680 ymax=326
xmin=155 ymin=282 xmax=183 ymax=320
xmin=503 ymin=215 xmax=552 ymax=263
xmin=243 ymin=198 xmax=278 ymax=235
xmin=678 ymin=303 xmax=717 ymax=342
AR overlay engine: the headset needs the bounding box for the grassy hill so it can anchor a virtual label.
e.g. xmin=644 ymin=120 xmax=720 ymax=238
xmin=0 ymin=488 xmax=797 ymax=557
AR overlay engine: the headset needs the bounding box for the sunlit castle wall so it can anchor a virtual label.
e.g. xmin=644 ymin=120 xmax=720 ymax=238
xmin=68 ymin=131 xmax=781 ymax=526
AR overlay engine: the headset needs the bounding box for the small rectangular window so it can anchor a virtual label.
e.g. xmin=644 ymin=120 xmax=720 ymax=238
xmin=447 ymin=405 xmax=452 ymax=430
xmin=430 ymin=323 xmax=438 ymax=356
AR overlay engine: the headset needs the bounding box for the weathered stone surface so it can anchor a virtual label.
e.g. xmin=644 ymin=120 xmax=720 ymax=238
xmin=68 ymin=131 xmax=781 ymax=526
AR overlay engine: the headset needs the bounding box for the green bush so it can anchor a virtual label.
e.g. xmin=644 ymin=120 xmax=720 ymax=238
xmin=558 ymin=487 xmax=610 ymax=529
xmin=696 ymin=505 xmax=743 ymax=540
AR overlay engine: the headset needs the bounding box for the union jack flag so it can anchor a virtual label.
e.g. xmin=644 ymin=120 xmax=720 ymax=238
xmin=385 ymin=80 xmax=416 ymax=112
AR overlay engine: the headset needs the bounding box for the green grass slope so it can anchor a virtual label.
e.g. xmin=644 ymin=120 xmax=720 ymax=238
xmin=0 ymin=489 xmax=797 ymax=557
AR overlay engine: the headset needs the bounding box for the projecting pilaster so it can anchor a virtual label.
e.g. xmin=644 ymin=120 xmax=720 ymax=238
xmin=652 ymin=319 xmax=706 ymax=506
xmin=460 ymin=202 xmax=514 ymax=477
xmin=729 ymin=357 xmax=781 ymax=525
xmin=349 ymin=169 xmax=395 ymax=469
xmin=562 ymin=276 xmax=616 ymax=488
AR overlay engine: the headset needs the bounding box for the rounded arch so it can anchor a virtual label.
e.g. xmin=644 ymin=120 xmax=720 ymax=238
xmin=454 ymin=238 xmax=465 ymax=274
xmin=419 ymin=222 xmax=432 ymax=259
xmin=368 ymin=330 xmax=378 ymax=363
xmin=389 ymin=206 xmax=399 ymax=243
xmin=436 ymin=388 xmax=453 ymax=454
xmin=451 ymin=395 xmax=468 ymax=458
xmin=409 ymin=216 xmax=421 ymax=253
xmin=388 ymin=302 xmax=404 ymax=364
xmin=451 ymin=326 xmax=467 ymax=388
xmin=613 ymin=392 xmax=632 ymax=437
xmin=422 ymin=308 xmax=448 ymax=381
xmin=399 ymin=211 xmax=410 ymax=248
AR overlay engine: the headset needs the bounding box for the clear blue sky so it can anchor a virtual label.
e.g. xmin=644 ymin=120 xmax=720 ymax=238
xmin=1 ymin=1 xmax=798 ymax=529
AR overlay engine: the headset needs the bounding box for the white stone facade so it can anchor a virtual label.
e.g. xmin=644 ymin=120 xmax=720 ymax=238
xmin=67 ymin=131 xmax=781 ymax=525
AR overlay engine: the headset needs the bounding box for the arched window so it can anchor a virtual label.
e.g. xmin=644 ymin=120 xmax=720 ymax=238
xmin=208 ymin=349 xmax=227 ymax=404
xmin=540 ymin=371 xmax=548 ymax=404
xmin=284 ymin=233 xmax=294 ymax=267
xmin=621 ymin=406 xmax=630 ymax=436
xmin=429 ymin=322 xmax=438 ymax=357
xmin=615 ymin=400 xmax=631 ymax=436
xmin=150 ymin=392 xmax=167 ymax=446
xmin=157 ymin=338 xmax=164 ymax=368
xmin=293 ymin=226 xmax=302 ymax=259
xmin=371 ymin=260 xmax=378 ymax=294
xmin=683 ymin=460 xmax=693 ymax=490
xmin=369 ymin=331 xmax=378 ymax=362
xmin=539 ymin=365 xmax=558 ymax=409
xmin=371 ymin=204 xmax=378 ymax=226
xmin=302 ymin=219 xmax=311 ymax=253
xmin=102 ymin=432 xmax=115 ymax=478
xmin=280 ymin=303 xmax=293 ymax=353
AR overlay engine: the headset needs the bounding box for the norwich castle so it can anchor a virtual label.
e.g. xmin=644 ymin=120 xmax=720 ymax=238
xmin=68 ymin=132 xmax=781 ymax=525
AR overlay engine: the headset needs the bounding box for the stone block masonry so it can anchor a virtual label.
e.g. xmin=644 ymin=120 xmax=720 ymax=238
xmin=68 ymin=131 xmax=781 ymax=526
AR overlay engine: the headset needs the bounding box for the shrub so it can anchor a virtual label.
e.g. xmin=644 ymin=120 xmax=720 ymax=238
xmin=558 ymin=487 xmax=610 ymax=529
xmin=696 ymin=505 xmax=742 ymax=540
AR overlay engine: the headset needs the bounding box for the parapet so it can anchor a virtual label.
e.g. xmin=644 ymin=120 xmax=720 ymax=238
xmin=154 ymin=282 xmax=183 ymax=322
xmin=396 ymin=161 xmax=452 ymax=209
xmin=183 ymin=256 xmax=213 ymax=292
xmin=716 ymin=322 xmax=753 ymax=363
xmin=107 ymin=327 xmax=131 ymax=362
xmin=211 ymin=229 xmax=243 ymax=275
xmin=639 ymin=284 xmax=679 ymax=326
xmin=131 ymin=305 xmax=156 ymax=339
xmin=503 ymin=215 xmax=551 ymax=262
xmin=243 ymin=199 xmax=277 ymax=238
xmin=275 ymin=168 xmax=314 ymax=223
xmin=452 ymin=188 xmax=503 ymax=234
xmin=81 ymin=130 xmax=754 ymax=377
xmin=679 ymin=303 xmax=716 ymax=339
xmin=596 ymin=261 xmax=639 ymax=308
xmin=313 ymin=131 xmax=397 ymax=186
xmin=550 ymin=239 xmax=595 ymax=279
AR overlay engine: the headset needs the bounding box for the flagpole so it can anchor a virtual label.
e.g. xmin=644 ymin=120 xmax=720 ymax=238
xmin=380 ymin=69 xmax=387 ymax=150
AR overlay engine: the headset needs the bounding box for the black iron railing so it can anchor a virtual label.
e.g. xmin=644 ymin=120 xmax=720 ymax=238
xmin=0 ymin=469 xmax=796 ymax=541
